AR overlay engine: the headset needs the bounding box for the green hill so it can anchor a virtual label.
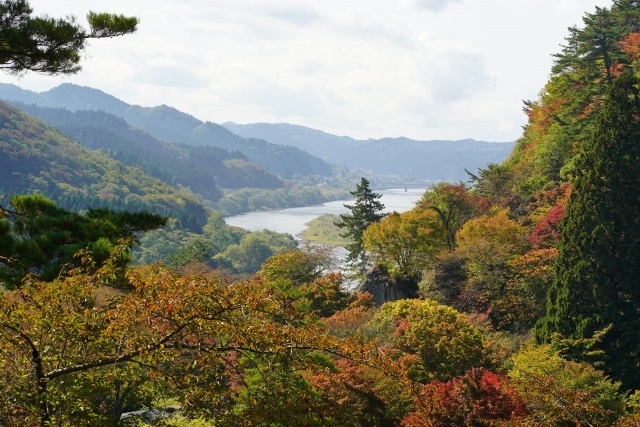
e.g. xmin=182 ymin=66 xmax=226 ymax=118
xmin=0 ymin=101 xmax=208 ymax=232
xmin=6 ymin=102 xmax=285 ymax=197
xmin=0 ymin=83 xmax=334 ymax=179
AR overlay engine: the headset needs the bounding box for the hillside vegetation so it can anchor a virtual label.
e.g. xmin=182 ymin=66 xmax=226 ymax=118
xmin=0 ymin=101 xmax=208 ymax=231
xmin=8 ymin=102 xmax=285 ymax=197
xmin=2 ymin=1 xmax=640 ymax=426
xmin=0 ymin=83 xmax=334 ymax=179
xmin=497 ymin=1 xmax=640 ymax=201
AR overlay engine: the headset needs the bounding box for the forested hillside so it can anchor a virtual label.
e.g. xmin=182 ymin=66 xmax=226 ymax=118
xmin=495 ymin=1 xmax=640 ymax=201
xmin=3 ymin=1 xmax=640 ymax=426
xmin=0 ymin=101 xmax=208 ymax=232
xmin=6 ymin=102 xmax=285 ymax=196
xmin=0 ymin=83 xmax=334 ymax=179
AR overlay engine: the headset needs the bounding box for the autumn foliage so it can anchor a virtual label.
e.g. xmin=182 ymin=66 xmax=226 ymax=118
xmin=5 ymin=1 xmax=640 ymax=425
xmin=402 ymin=368 xmax=528 ymax=427
xmin=0 ymin=246 xmax=389 ymax=426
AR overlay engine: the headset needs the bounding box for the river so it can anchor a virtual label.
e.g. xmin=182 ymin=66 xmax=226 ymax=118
xmin=225 ymin=188 xmax=427 ymax=238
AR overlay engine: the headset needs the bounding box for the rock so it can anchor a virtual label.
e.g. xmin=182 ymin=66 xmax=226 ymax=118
xmin=120 ymin=406 xmax=177 ymax=425
xmin=357 ymin=265 xmax=419 ymax=306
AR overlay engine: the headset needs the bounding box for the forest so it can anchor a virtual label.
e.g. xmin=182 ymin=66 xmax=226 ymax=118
xmin=1 ymin=0 xmax=640 ymax=426
xmin=0 ymin=83 xmax=335 ymax=180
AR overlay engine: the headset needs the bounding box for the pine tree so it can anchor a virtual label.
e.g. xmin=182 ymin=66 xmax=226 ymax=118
xmin=335 ymin=178 xmax=385 ymax=276
xmin=0 ymin=0 xmax=138 ymax=75
xmin=536 ymin=69 xmax=640 ymax=389
xmin=0 ymin=194 xmax=166 ymax=289
xmin=553 ymin=6 xmax=625 ymax=84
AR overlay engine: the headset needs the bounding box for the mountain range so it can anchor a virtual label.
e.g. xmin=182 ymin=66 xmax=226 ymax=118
xmin=0 ymin=101 xmax=209 ymax=232
xmin=7 ymin=101 xmax=285 ymax=197
xmin=0 ymin=81 xmax=518 ymax=231
xmin=222 ymin=123 xmax=514 ymax=181
xmin=0 ymin=83 xmax=514 ymax=182
xmin=0 ymin=83 xmax=333 ymax=179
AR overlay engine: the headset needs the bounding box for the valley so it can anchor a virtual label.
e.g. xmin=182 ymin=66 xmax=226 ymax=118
xmin=2 ymin=1 xmax=640 ymax=425
xmin=225 ymin=187 xmax=425 ymax=240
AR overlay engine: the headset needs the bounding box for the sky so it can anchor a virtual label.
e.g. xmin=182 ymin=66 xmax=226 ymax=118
xmin=0 ymin=0 xmax=612 ymax=142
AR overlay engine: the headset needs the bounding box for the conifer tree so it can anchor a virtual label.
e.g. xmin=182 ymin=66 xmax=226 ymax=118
xmin=536 ymin=69 xmax=640 ymax=389
xmin=0 ymin=0 xmax=138 ymax=75
xmin=553 ymin=6 xmax=625 ymax=85
xmin=0 ymin=194 xmax=166 ymax=289
xmin=335 ymin=178 xmax=385 ymax=276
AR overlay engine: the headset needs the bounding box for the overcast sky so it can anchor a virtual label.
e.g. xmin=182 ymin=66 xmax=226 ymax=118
xmin=0 ymin=0 xmax=612 ymax=142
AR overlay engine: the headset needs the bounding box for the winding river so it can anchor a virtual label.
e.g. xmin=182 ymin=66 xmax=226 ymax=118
xmin=225 ymin=188 xmax=427 ymax=238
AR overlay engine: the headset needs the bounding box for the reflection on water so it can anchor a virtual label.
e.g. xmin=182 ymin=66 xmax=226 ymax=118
xmin=225 ymin=188 xmax=426 ymax=238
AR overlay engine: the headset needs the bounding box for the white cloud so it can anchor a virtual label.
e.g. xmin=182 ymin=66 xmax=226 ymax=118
xmin=429 ymin=50 xmax=493 ymax=103
xmin=412 ymin=0 xmax=463 ymax=12
xmin=133 ymin=66 xmax=207 ymax=88
xmin=260 ymin=2 xmax=320 ymax=26
xmin=147 ymin=57 xmax=182 ymax=68
xmin=0 ymin=0 xmax=614 ymax=142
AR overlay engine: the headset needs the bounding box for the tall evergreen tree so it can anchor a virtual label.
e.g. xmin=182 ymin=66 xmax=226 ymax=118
xmin=536 ymin=69 xmax=640 ymax=389
xmin=553 ymin=6 xmax=625 ymax=84
xmin=335 ymin=178 xmax=385 ymax=276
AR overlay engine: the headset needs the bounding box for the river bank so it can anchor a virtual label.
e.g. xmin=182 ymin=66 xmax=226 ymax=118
xmin=225 ymin=188 xmax=426 ymax=240
xmin=301 ymin=213 xmax=351 ymax=246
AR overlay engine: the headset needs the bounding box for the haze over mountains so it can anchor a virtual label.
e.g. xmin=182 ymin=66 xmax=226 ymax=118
xmin=0 ymin=83 xmax=332 ymax=179
xmin=0 ymin=83 xmax=514 ymax=182
xmin=224 ymin=122 xmax=514 ymax=181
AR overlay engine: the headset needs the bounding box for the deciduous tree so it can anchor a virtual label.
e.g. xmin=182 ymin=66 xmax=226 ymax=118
xmin=419 ymin=182 xmax=488 ymax=250
xmin=402 ymin=368 xmax=528 ymax=427
xmin=308 ymin=358 xmax=412 ymax=426
xmin=453 ymin=210 xmax=529 ymax=323
xmin=260 ymin=244 xmax=335 ymax=288
xmin=363 ymin=207 xmax=446 ymax=280
xmin=372 ymin=299 xmax=490 ymax=383
xmin=0 ymin=246 xmax=387 ymax=426
xmin=260 ymin=248 xmax=353 ymax=318
xmin=509 ymin=345 xmax=624 ymax=426
xmin=218 ymin=229 xmax=297 ymax=275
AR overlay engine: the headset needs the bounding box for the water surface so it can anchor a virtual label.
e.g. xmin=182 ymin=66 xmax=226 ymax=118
xmin=226 ymin=188 xmax=426 ymax=238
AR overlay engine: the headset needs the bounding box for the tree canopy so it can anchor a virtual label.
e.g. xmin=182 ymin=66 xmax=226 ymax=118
xmin=419 ymin=182 xmax=487 ymax=250
xmin=0 ymin=0 xmax=138 ymax=75
xmin=0 ymin=194 xmax=166 ymax=289
xmin=0 ymin=246 xmax=392 ymax=426
xmin=363 ymin=207 xmax=446 ymax=280
xmin=536 ymin=69 xmax=640 ymax=389
xmin=5 ymin=0 xmax=640 ymax=424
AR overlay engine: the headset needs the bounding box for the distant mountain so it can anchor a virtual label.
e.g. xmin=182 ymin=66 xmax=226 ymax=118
xmin=223 ymin=122 xmax=515 ymax=182
xmin=5 ymin=102 xmax=285 ymax=199
xmin=0 ymin=82 xmax=514 ymax=183
xmin=0 ymin=101 xmax=209 ymax=232
xmin=0 ymin=83 xmax=333 ymax=179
